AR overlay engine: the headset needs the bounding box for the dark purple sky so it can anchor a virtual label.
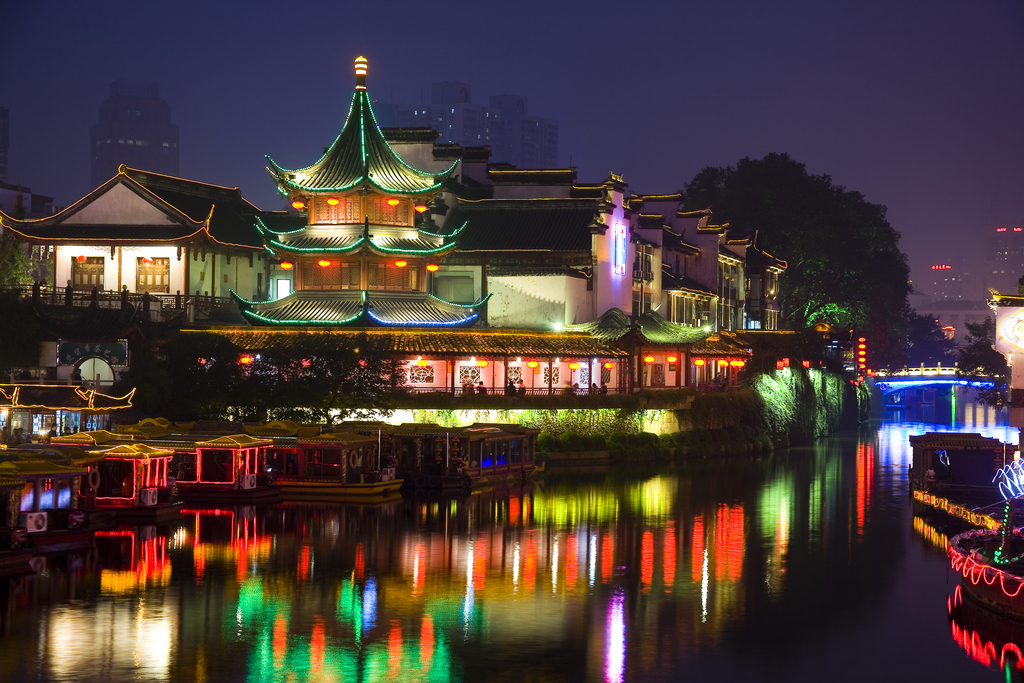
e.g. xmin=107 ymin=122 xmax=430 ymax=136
xmin=4 ymin=1 xmax=1023 ymax=292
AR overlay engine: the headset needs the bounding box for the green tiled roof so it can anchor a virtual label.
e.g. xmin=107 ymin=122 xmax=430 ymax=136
xmin=266 ymin=87 xmax=455 ymax=196
xmin=563 ymin=308 xmax=710 ymax=346
xmin=231 ymin=290 xmax=488 ymax=328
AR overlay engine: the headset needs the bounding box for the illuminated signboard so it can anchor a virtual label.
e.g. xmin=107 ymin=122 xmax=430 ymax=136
xmin=612 ymin=223 xmax=627 ymax=275
xmin=931 ymin=265 xmax=952 ymax=270
xmin=998 ymin=227 xmax=1007 ymax=232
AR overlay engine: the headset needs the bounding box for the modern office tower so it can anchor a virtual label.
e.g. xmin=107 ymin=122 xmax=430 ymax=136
xmin=489 ymin=94 xmax=558 ymax=168
xmin=90 ymin=80 xmax=179 ymax=187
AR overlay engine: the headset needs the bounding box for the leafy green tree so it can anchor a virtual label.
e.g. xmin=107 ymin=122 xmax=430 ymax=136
xmin=957 ymin=318 xmax=1007 ymax=406
xmin=682 ymin=153 xmax=910 ymax=368
xmin=0 ymin=185 xmax=34 ymax=286
xmin=905 ymin=310 xmax=957 ymax=366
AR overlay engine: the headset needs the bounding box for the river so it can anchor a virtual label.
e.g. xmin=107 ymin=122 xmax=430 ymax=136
xmin=0 ymin=400 xmax=1018 ymax=682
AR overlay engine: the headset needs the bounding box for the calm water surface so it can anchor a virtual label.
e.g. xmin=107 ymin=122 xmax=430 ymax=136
xmin=0 ymin=402 xmax=1019 ymax=682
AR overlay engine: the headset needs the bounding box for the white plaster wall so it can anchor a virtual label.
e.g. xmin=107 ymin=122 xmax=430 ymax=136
xmin=387 ymin=142 xmax=459 ymax=175
xmin=591 ymin=189 xmax=634 ymax=317
xmin=54 ymin=245 xmax=185 ymax=293
xmin=486 ymin=275 xmax=571 ymax=329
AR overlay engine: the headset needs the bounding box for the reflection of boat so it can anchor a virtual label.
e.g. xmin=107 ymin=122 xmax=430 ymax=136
xmin=949 ymin=527 xmax=1024 ymax=617
xmin=949 ymin=583 xmax=1024 ymax=679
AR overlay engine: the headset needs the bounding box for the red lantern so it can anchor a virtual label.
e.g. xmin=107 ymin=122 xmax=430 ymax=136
xmin=239 ymin=355 xmax=253 ymax=365
xmin=326 ymin=198 xmax=340 ymax=206
xmin=394 ymin=260 xmax=408 ymax=268
xmin=426 ymin=263 xmax=439 ymax=272
xmin=569 ymin=362 xmax=579 ymax=370
xmin=527 ymin=361 xmax=539 ymax=369
xmin=387 ymin=198 xmax=401 ymax=207
xmin=643 ymin=355 xmax=655 ymax=364
xmin=358 ymin=359 xmax=368 ymax=368
xmin=416 ymin=359 xmax=429 ymax=367
xmin=476 ymin=360 xmax=488 ymax=367
xmin=141 ymin=256 xmax=153 ymax=265
xmin=414 ymin=204 xmax=428 ymax=213
xmin=730 ymin=360 xmax=745 ymax=367
xmin=666 ymin=355 xmax=678 ymax=363
xmin=693 ymin=359 xmax=705 ymax=366
xmin=291 ymin=200 xmax=305 ymax=210
xmin=603 ymin=362 xmax=614 ymax=369
xmin=76 ymin=255 xmax=87 ymax=263
xmin=280 ymin=262 xmax=294 ymax=270
xmin=318 ymin=259 xmax=331 ymax=268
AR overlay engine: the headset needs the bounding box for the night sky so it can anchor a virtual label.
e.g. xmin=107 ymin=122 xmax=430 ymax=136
xmin=4 ymin=1 xmax=1023 ymax=292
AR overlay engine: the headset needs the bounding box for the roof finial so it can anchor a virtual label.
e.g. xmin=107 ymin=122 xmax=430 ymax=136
xmin=355 ymin=56 xmax=368 ymax=90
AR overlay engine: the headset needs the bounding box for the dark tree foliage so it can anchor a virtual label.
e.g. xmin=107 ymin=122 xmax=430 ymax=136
xmin=957 ymin=318 xmax=1008 ymax=407
xmin=115 ymin=331 xmax=406 ymax=422
xmin=905 ymin=310 xmax=957 ymax=367
xmin=682 ymin=153 xmax=911 ymax=368
xmin=0 ymin=292 xmax=42 ymax=373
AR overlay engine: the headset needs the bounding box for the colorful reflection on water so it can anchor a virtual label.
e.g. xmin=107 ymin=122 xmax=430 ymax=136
xmin=0 ymin=404 xmax=1019 ymax=681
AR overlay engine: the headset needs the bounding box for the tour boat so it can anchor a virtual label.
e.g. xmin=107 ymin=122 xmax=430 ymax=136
xmin=173 ymin=434 xmax=281 ymax=503
xmin=0 ymin=456 xmax=95 ymax=551
xmin=356 ymin=423 xmax=539 ymax=491
xmin=266 ymin=432 xmax=403 ymax=502
xmin=73 ymin=443 xmax=182 ymax=523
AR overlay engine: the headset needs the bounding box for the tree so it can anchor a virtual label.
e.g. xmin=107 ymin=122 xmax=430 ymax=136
xmin=905 ymin=310 xmax=957 ymax=366
xmin=0 ymin=185 xmax=34 ymax=286
xmin=682 ymin=153 xmax=911 ymax=368
xmin=957 ymin=318 xmax=1007 ymax=406
xmin=0 ymin=291 xmax=41 ymax=374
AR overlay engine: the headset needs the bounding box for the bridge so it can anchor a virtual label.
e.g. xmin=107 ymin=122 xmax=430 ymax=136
xmin=871 ymin=364 xmax=996 ymax=396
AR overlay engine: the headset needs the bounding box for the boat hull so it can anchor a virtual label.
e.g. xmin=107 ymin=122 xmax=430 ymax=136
xmin=278 ymin=479 xmax=405 ymax=502
xmin=176 ymin=484 xmax=281 ymax=504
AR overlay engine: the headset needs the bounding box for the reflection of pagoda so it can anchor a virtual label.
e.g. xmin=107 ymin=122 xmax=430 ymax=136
xmin=234 ymin=56 xmax=487 ymax=327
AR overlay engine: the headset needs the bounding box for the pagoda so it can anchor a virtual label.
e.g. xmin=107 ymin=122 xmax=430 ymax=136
xmin=234 ymin=56 xmax=487 ymax=327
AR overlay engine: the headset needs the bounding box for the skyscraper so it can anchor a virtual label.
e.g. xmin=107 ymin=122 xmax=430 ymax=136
xmin=489 ymin=94 xmax=558 ymax=168
xmin=0 ymin=106 xmax=9 ymax=184
xmin=89 ymin=80 xmax=178 ymax=188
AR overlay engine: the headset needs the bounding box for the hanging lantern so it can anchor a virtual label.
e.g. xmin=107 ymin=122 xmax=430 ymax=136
xmin=291 ymin=200 xmax=305 ymax=210
xmin=730 ymin=360 xmax=745 ymax=367
xmin=387 ymin=198 xmax=401 ymax=207
xmin=666 ymin=355 xmax=678 ymax=363
xmin=414 ymin=204 xmax=428 ymax=213
xmin=279 ymin=262 xmax=294 ymax=270
xmin=569 ymin=362 xmax=579 ymax=370
xmin=416 ymin=359 xmax=429 ymax=367
xmin=527 ymin=361 xmax=539 ymax=369
xmin=197 ymin=357 xmax=207 ymax=365
xmin=394 ymin=260 xmax=408 ymax=268
xmin=476 ymin=360 xmax=488 ymax=367
xmin=426 ymin=263 xmax=439 ymax=272
xmin=326 ymin=198 xmax=340 ymax=206
xmin=141 ymin=256 xmax=153 ymax=265
xmin=603 ymin=362 xmax=614 ymax=369
xmin=693 ymin=359 xmax=706 ymax=366
xmin=358 ymin=359 xmax=368 ymax=367
xmin=76 ymin=255 xmax=87 ymax=263
xmin=643 ymin=355 xmax=655 ymax=364
xmin=239 ymin=355 xmax=253 ymax=365
xmin=317 ymin=259 xmax=332 ymax=268
xmin=717 ymin=360 xmax=729 ymax=366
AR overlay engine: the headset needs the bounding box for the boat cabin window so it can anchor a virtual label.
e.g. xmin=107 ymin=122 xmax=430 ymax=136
xmin=523 ymin=438 xmax=533 ymax=463
xmin=175 ymin=453 xmax=198 ymax=482
xmin=510 ymin=439 xmax=521 ymax=464
xmin=469 ymin=440 xmax=482 ymax=467
xmin=305 ymin=448 xmax=343 ymax=478
xmin=496 ymin=440 xmax=509 ymax=466
xmin=199 ymin=449 xmax=234 ymax=483
xmin=265 ymin=449 xmax=299 ymax=476
xmin=397 ymin=439 xmax=417 ymax=469
xmin=97 ymin=461 xmax=135 ymax=499
xmin=481 ymin=442 xmax=494 ymax=468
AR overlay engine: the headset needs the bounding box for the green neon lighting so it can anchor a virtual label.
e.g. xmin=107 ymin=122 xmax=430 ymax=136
xmin=255 ymin=216 xmax=305 ymax=235
xmin=266 ymin=92 xmax=359 ymax=177
xmin=368 ymin=239 xmax=454 ymax=255
xmin=428 ymin=292 xmax=491 ymax=308
xmin=418 ymin=220 xmax=469 ymax=238
xmin=241 ymin=307 xmax=363 ymax=326
xmin=268 ymin=237 xmax=366 ymax=253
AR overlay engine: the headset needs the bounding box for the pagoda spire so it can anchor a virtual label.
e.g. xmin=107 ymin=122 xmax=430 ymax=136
xmin=355 ymin=55 xmax=367 ymax=90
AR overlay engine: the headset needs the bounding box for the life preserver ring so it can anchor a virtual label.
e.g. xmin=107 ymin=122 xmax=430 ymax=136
xmin=414 ymin=475 xmax=427 ymax=488
xmin=428 ymin=475 xmax=441 ymax=488
xmin=349 ymin=449 xmax=362 ymax=469
xmin=88 ymin=468 xmax=101 ymax=491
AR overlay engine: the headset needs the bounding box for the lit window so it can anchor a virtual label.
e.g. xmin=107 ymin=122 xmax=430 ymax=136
xmin=118 ymin=139 xmax=124 ymax=144
xmin=127 ymin=139 xmax=134 ymax=145
xmin=162 ymin=142 xmax=169 ymax=147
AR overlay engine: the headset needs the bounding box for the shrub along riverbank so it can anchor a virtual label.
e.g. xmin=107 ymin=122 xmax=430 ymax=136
xmin=536 ymin=366 xmax=867 ymax=463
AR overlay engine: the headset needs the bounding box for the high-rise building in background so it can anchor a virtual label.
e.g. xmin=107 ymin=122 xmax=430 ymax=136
xmin=0 ymin=106 xmax=9 ymax=184
xmin=374 ymin=82 xmax=558 ymax=167
xmin=90 ymin=80 xmax=178 ymax=188
xmin=985 ymin=225 xmax=1024 ymax=295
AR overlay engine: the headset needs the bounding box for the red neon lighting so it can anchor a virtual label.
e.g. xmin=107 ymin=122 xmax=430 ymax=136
xmin=298 ymin=545 xmax=310 ymax=581
xmin=664 ymin=522 xmax=676 ymax=593
xmin=640 ymin=530 xmax=654 ymax=593
xmin=473 ymin=536 xmax=487 ymax=591
xmin=601 ymin=532 xmax=614 ymax=583
xmin=998 ymin=227 xmax=1007 ymax=232
xmin=931 ymin=264 xmax=952 ymax=270
xmin=691 ymin=515 xmax=704 ymax=582
xmin=949 ymin=529 xmax=1024 ymax=598
xmin=1016 ymin=228 xmax=1023 ymax=232
xmin=566 ymin=532 xmax=578 ymax=590
xmin=524 ymin=534 xmax=537 ymax=591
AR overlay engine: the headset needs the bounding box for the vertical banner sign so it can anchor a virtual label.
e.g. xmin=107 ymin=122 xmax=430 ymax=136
xmin=613 ymin=223 xmax=627 ymax=276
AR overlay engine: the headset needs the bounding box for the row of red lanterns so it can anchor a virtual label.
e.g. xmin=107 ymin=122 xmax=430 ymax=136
xmin=278 ymin=260 xmax=439 ymax=271
xmin=291 ymin=198 xmax=427 ymax=212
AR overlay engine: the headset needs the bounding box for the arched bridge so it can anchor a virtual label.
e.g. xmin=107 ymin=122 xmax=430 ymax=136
xmin=871 ymin=365 xmax=996 ymax=396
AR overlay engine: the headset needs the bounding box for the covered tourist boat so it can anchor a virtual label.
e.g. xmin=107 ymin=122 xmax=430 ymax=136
xmin=0 ymin=457 xmax=93 ymax=551
xmin=75 ymin=443 xmax=182 ymax=523
xmin=377 ymin=423 xmax=539 ymax=491
xmin=266 ymin=432 xmax=402 ymax=502
xmin=909 ymin=432 xmax=1009 ymax=523
xmin=0 ymin=475 xmax=35 ymax=575
xmin=174 ymin=434 xmax=280 ymax=503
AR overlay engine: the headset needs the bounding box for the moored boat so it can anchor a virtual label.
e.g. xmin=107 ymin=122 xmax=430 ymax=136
xmin=266 ymin=432 xmax=402 ymax=501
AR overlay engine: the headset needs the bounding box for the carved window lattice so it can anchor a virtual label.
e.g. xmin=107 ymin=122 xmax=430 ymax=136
xmin=409 ymin=365 xmax=435 ymax=384
xmin=507 ymin=367 xmax=524 ymax=385
xmin=459 ymin=367 xmax=481 ymax=385
xmin=601 ymin=368 xmax=612 ymax=384
xmin=651 ymin=363 xmax=666 ymax=387
xmin=542 ymin=367 xmax=559 ymax=386
xmin=578 ymin=366 xmax=590 ymax=387
xmin=312 ymin=198 xmax=360 ymax=225
xmin=367 ymin=197 xmax=409 ymax=226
